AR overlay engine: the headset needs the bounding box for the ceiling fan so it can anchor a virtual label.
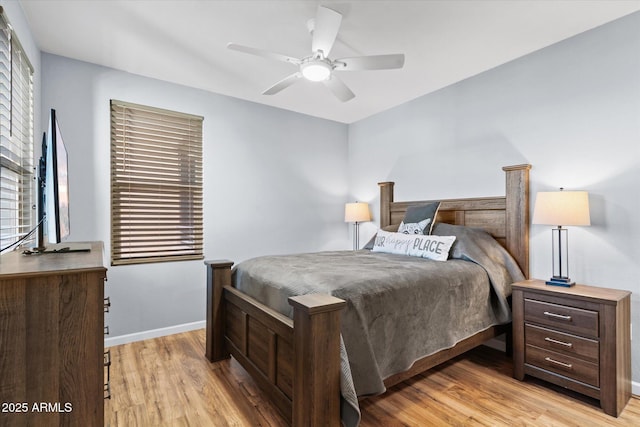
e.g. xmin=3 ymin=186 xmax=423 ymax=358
xmin=228 ymin=5 xmax=405 ymax=102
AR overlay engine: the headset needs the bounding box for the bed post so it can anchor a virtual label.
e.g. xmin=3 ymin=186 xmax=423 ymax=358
xmin=502 ymin=164 xmax=531 ymax=279
xmin=204 ymin=259 xmax=234 ymax=362
xmin=289 ymin=294 xmax=346 ymax=427
xmin=378 ymin=181 xmax=395 ymax=227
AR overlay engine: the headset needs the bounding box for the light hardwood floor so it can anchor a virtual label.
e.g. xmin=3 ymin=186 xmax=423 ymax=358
xmin=105 ymin=329 xmax=640 ymax=426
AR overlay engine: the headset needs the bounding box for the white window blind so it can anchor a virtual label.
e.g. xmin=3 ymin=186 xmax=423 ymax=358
xmin=110 ymin=100 xmax=203 ymax=265
xmin=0 ymin=9 xmax=34 ymax=251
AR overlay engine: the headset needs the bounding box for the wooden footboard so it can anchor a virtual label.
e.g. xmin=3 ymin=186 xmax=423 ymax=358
xmin=205 ymin=260 xmax=345 ymax=426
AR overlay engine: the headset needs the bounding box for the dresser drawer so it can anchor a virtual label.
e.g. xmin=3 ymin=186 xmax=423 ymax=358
xmin=525 ymin=324 xmax=599 ymax=363
xmin=526 ymin=344 xmax=599 ymax=387
xmin=524 ymin=298 xmax=599 ymax=338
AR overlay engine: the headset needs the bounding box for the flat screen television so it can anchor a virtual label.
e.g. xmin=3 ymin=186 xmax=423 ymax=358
xmin=30 ymin=108 xmax=72 ymax=252
xmin=44 ymin=108 xmax=70 ymax=244
xmin=12 ymin=109 xmax=89 ymax=254
xmin=2 ymin=108 xmax=86 ymax=255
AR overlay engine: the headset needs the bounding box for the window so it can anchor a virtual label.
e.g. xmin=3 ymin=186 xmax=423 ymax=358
xmin=0 ymin=11 xmax=34 ymax=251
xmin=110 ymin=100 xmax=203 ymax=265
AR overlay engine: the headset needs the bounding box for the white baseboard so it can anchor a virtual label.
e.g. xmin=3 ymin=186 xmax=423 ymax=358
xmin=104 ymin=320 xmax=205 ymax=347
xmin=633 ymin=381 xmax=640 ymax=397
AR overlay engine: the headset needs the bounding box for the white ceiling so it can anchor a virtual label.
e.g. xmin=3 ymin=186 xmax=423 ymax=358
xmin=19 ymin=0 xmax=640 ymax=124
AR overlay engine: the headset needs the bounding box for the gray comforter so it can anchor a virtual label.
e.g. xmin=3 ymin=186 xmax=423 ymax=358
xmin=233 ymin=223 xmax=524 ymax=426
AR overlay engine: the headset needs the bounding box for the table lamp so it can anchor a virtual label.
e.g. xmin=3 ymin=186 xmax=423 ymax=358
xmin=345 ymin=202 xmax=371 ymax=250
xmin=532 ymin=189 xmax=590 ymax=286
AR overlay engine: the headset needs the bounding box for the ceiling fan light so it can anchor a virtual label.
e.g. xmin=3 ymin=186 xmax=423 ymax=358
xmin=301 ymin=61 xmax=331 ymax=81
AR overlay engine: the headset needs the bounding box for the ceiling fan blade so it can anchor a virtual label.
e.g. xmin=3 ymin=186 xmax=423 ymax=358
xmin=227 ymin=43 xmax=301 ymax=65
xmin=322 ymin=75 xmax=355 ymax=102
xmin=262 ymin=72 xmax=302 ymax=95
xmin=335 ymin=54 xmax=405 ymax=71
xmin=311 ymin=6 xmax=342 ymax=57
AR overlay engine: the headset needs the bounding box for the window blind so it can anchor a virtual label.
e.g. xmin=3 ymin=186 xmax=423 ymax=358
xmin=110 ymin=100 xmax=203 ymax=265
xmin=0 ymin=10 xmax=34 ymax=251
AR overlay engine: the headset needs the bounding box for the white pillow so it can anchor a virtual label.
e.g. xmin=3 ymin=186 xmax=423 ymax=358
xmin=372 ymin=229 xmax=456 ymax=261
xmin=398 ymin=218 xmax=431 ymax=235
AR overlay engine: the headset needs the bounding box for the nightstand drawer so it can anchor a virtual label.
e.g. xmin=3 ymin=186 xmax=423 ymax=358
xmin=524 ymin=298 xmax=599 ymax=338
xmin=525 ymin=324 xmax=599 ymax=363
xmin=526 ymin=344 xmax=599 ymax=387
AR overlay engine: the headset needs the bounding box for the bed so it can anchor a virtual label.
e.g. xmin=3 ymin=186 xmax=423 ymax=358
xmin=205 ymin=164 xmax=530 ymax=426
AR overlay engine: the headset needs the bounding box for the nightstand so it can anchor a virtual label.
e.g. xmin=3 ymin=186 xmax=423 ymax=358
xmin=512 ymin=279 xmax=631 ymax=417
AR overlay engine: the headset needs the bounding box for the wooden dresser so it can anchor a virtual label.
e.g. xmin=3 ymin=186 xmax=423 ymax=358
xmin=512 ymin=279 xmax=631 ymax=417
xmin=0 ymin=242 xmax=106 ymax=426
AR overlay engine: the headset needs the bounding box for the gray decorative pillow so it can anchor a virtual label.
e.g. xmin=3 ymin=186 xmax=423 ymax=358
xmin=402 ymin=202 xmax=440 ymax=235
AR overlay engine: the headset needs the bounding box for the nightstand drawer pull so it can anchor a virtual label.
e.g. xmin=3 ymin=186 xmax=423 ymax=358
xmin=543 ymin=311 xmax=572 ymax=321
xmin=544 ymin=357 xmax=572 ymax=369
xmin=544 ymin=337 xmax=573 ymax=347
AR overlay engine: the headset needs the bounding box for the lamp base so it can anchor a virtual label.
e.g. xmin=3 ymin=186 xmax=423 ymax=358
xmin=545 ymin=276 xmax=575 ymax=287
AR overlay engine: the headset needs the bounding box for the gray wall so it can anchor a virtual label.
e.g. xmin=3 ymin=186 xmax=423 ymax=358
xmin=349 ymin=12 xmax=640 ymax=385
xmin=41 ymin=53 xmax=349 ymax=338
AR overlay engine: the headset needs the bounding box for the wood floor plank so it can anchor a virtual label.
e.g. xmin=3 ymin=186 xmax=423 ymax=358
xmin=105 ymin=329 xmax=640 ymax=426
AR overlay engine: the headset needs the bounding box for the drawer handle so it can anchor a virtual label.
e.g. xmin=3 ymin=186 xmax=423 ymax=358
xmin=545 ymin=357 xmax=572 ymax=369
xmin=543 ymin=311 xmax=572 ymax=321
xmin=544 ymin=337 xmax=573 ymax=348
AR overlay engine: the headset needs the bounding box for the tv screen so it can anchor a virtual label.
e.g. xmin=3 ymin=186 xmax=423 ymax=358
xmin=44 ymin=109 xmax=70 ymax=244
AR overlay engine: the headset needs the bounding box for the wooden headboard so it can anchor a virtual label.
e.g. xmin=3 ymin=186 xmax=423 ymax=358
xmin=379 ymin=164 xmax=530 ymax=278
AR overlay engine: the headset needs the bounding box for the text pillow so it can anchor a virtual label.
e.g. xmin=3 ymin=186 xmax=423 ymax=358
xmin=363 ymin=224 xmax=400 ymax=250
xmin=372 ymin=229 xmax=456 ymax=261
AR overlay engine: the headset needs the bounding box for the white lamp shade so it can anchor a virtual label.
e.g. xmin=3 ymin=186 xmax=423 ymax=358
xmin=532 ymin=191 xmax=591 ymax=226
xmin=301 ymin=61 xmax=331 ymax=81
xmin=345 ymin=202 xmax=371 ymax=223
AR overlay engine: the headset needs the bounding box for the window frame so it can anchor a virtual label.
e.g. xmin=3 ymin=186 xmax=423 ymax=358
xmin=0 ymin=9 xmax=35 ymax=251
xmin=110 ymin=99 xmax=204 ymax=266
